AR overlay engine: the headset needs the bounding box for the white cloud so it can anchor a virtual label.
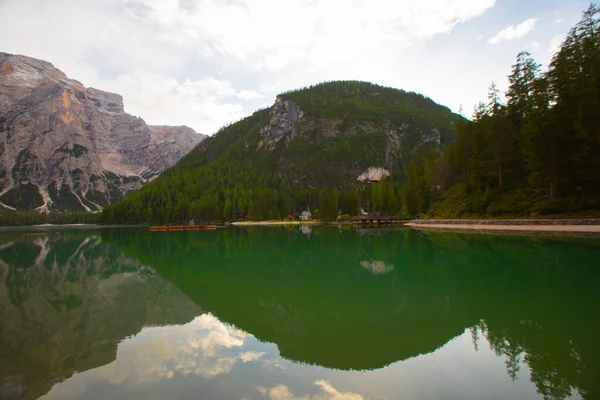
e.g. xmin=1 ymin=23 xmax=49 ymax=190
xmin=1 ymin=1 xmax=583 ymax=137
xmin=133 ymin=0 xmax=497 ymax=69
xmin=554 ymin=11 xmax=563 ymax=24
xmin=488 ymin=18 xmax=538 ymax=44
xmin=525 ymin=41 xmax=541 ymax=51
xmin=100 ymin=74 xmax=248 ymax=134
xmin=0 ymin=0 xmax=498 ymax=134
xmin=548 ymin=35 xmax=564 ymax=54
xmin=237 ymin=90 xmax=265 ymax=101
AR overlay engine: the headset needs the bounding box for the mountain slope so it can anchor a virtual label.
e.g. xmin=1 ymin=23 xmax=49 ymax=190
xmin=104 ymin=81 xmax=460 ymax=223
xmin=0 ymin=53 xmax=206 ymax=212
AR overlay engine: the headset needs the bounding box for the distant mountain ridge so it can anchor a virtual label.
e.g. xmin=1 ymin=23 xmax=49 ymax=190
xmin=104 ymin=80 xmax=461 ymax=223
xmin=0 ymin=52 xmax=206 ymax=212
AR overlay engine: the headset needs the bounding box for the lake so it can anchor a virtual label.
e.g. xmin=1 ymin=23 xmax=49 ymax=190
xmin=1 ymin=226 xmax=599 ymax=400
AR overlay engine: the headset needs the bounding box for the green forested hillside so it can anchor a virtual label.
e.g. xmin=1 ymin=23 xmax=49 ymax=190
xmin=278 ymin=81 xmax=458 ymax=145
xmin=102 ymin=81 xmax=459 ymax=223
xmin=103 ymin=3 xmax=600 ymax=224
xmin=423 ymin=4 xmax=600 ymax=218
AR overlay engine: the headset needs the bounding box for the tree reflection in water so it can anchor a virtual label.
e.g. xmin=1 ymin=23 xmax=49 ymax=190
xmin=0 ymin=227 xmax=598 ymax=400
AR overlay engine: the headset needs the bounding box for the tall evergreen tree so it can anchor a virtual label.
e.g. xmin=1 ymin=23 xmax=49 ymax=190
xmin=487 ymin=82 xmax=508 ymax=187
xmin=548 ymin=3 xmax=600 ymax=197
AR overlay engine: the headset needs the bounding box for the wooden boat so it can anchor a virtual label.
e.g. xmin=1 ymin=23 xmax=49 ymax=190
xmin=167 ymin=225 xmax=183 ymax=231
xmin=184 ymin=226 xmax=201 ymax=231
xmin=198 ymin=225 xmax=217 ymax=230
xmin=149 ymin=226 xmax=166 ymax=231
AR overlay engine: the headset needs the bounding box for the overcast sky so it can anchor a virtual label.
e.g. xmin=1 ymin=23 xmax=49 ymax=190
xmin=0 ymin=0 xmax=589 ymax=135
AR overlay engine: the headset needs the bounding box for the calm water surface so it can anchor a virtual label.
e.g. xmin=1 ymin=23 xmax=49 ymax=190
xmin=1 ymin=226 xmax=599 ymax=400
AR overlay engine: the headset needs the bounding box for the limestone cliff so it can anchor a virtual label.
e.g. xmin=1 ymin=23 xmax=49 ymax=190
xmin=258 ymin=97 xmax=304 ymax=150
xmin=0 ymin=52 xmax=206 ymax=212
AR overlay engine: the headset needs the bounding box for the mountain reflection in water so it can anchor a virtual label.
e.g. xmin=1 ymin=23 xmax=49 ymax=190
xmin=0 ymin=232 xmax=200 ymax=399
xmin=0 ymin=227 xmax=599 ymax=400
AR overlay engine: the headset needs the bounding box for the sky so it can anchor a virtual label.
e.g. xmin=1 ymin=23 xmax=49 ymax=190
xmin=0 ymin=0 xmax=591 ymax=135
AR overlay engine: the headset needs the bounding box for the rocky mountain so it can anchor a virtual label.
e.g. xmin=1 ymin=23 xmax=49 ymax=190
xmin=103 ymin=81 xmax=460 ymax=223
xmin=0 ymin=53 xmax=206 ymax=212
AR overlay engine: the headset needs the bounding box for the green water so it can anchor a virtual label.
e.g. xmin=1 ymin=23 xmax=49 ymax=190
xmin=1 ymin=226 xmax=599 ymax=400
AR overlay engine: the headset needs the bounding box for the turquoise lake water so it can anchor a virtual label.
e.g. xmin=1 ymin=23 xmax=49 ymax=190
xmin=1 ymin=226 xmax=599 ymax=399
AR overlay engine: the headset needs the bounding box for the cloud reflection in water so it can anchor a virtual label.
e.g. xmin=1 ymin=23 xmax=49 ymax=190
xmin=43 ymin=311 xmax=368 ymax=400
xmin=42 ymin=313 xmax=267 ymax=398
xmin=257 ymin=380 xmax=364 ymax=400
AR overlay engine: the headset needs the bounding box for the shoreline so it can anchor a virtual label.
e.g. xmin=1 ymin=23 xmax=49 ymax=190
xmin=32 ymin=223 xmax=96 ymax=227
xmin=231 ymin=220 xmax=322 ymax=226
xmin=406 ymin=220 xmax=600 ymax=233
xmin=0 ymin=224 xmax=136 ymax=230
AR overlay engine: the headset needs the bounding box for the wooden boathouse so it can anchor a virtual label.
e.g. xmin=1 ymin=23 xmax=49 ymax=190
xmin=355 ymin=211 xmax=395 ymax=226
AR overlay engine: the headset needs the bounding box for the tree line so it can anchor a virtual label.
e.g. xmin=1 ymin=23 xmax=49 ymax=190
xmin=0 ymin=209 xmax=100 ymax=226
xmin=404 ymin=4 xmax=600 ymax=217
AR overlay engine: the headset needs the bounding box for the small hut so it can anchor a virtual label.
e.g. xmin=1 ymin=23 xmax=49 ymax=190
xmin=300 ymin=207 xmax=312 ymax=221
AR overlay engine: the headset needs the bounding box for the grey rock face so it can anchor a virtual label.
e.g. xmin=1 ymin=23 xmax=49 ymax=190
xmin=0 ymin=52 xmax=206 ymax=212
xmin=258 ymin=97 xmax=304 ymax=150
xmin=147 ymin=125 xmax=203 ymax=175
xmin=85 ymin=87 xmax=125 ymax=113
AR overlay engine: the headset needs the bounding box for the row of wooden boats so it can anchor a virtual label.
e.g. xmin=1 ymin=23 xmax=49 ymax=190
xmin=149 ymin=225 xmax=218 ymax=232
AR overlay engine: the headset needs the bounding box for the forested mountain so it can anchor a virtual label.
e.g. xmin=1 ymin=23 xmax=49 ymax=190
xmin=103 ymin=81 xmax=460 ymax=223
xmin=104 ymin=3 xmax=600 ymax=224
xmin=423 ymin=4 xmax=600 ymax=218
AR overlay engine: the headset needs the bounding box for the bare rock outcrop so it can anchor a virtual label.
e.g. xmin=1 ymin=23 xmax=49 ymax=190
xmin=357 ymin=167 xmax=390 ymax=182
xmin=0 ymin=52 xmax=206 ymax=212
xmin=85 ymin=87 xmax=125 ymax=113
xmin=258 ymin=97 xmax=304 ymax=149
